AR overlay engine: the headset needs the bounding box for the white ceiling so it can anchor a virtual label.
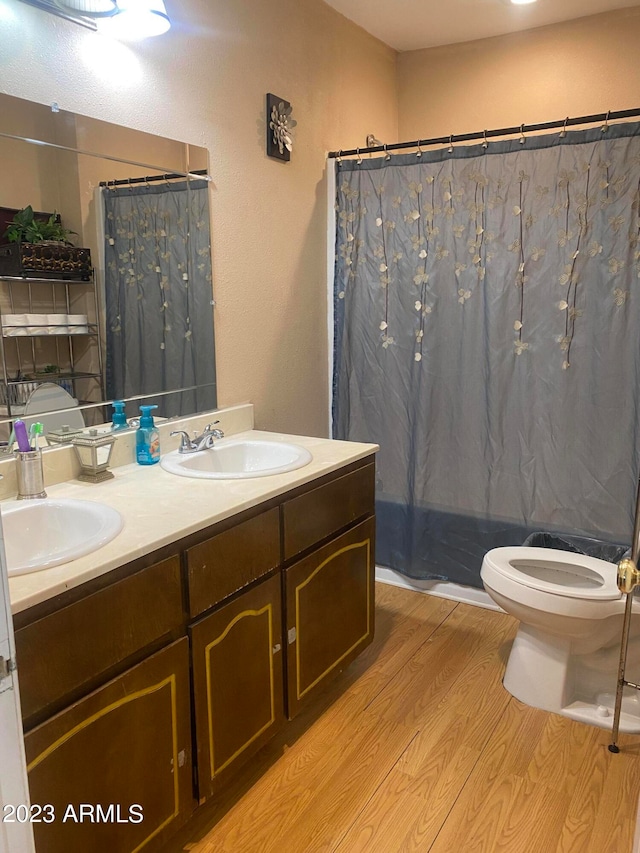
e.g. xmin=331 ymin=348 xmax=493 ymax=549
xmin=323 ymin=0 xmax=640 ymax=51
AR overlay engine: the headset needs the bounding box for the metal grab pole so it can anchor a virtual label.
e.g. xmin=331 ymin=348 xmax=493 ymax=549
xmin=609 ymin=592 xmax=636 ymax=751
xmin=609 ymin=477 xmax=640 ymax=753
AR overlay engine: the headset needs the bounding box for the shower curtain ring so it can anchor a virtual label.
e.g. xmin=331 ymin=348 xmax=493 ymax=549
xmin=384 ymin=144 xmax=391 ymax=161
xmin=602 ymin=110 xmax=611 ymax=133
xmin=416 ymin=140 xmax=422 ymax=158
xmin=519 ymin=124 xmax=526 ymax=145
xmin=560 ymin=117 xmax=569 ymax=138
xmin=448 ymin=134 xmax=454 ymax=154
xmin=482 ymin=130 xmax=488 ymax=149
xmin=336 ymin=150 xmax=342 ymax=163
xmin=356 ymin=148 xmax=362 ymax=165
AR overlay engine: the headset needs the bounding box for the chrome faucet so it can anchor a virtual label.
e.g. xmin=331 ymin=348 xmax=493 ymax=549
xmin=170 ymin=421 xmax=224 ymax=454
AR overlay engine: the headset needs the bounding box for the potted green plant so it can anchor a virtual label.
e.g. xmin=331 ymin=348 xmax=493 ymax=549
xmin=0 ymin=205 xmax=91 ymax=280
xmin=3 ymin=206 xmax=77 ymax=245
xmin=34 ymin=364 xmax=62 ymax=377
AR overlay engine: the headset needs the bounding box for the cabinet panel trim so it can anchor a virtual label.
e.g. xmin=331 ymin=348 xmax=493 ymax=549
xmin=294 ymin=539 xmax=371 ymax=701
xmin=28 ymin=675 xmax=180 ymax=853
xmin=205 ymin=605 xmax=275 ymax=777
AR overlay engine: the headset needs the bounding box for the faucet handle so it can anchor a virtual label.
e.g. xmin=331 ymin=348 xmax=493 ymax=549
xmin=194 ymin=421 xmax=224 ymax=451
xmin=170 ymin=430 xmax=193 ymax=453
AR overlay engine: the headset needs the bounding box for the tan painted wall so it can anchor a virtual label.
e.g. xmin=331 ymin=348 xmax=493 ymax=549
xmin=398 ymin=8 xmax=640 ymax=143
xmin=0 ymin=97 xmax=61 ymax=214
xmin=0 ymin=0 xmax=398 ymax=437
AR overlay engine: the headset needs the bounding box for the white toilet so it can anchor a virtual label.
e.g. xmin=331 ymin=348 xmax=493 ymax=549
xmin=481 ymin=546 xmax=640 ymax=732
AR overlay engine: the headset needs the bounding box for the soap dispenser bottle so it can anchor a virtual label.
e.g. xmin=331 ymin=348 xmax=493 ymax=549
xmin=111 ymin=400 xmax=128 ymax=431
xmin=136 ymin=405 xmax=160 ymax=465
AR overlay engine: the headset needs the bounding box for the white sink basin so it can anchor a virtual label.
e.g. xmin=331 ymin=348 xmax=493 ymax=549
xmin=161 ymin=439 xmax=313 ymax=480
xmin=2 ymin=498 xmax=123 ymax=577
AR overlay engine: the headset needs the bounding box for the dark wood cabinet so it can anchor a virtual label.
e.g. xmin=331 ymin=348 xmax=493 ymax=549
xmin=24 ymin=638 xmax=193 ymax=853
xmin=16 ymin=454 xmax=376 ymax=852
xmin=284 ymin=516 xmax=375 ymax=719
xmin=190 ymin=573 xmax=284 ymax=801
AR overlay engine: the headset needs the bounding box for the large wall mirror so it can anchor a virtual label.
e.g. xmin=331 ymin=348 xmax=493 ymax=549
xmin=0 ymin=92 xmax=217 ymax=440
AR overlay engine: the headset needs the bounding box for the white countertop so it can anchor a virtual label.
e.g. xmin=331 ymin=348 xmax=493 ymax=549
xmin=8 ymin=429 xmax=377 ymax=615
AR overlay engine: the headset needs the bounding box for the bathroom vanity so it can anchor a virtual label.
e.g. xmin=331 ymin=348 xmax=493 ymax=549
xmin=7 ymin=410 xmax=376 ymax=853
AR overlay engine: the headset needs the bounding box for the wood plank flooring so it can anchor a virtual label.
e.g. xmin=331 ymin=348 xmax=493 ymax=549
xmin=164 ymin=583 xmax=640 ymax=853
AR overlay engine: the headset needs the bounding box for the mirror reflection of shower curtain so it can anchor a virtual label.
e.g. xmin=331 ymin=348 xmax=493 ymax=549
xmin=102 ymin=179 xmax=216 ymax=418
xmin=332 ymin=123 xmax=640 ymax=588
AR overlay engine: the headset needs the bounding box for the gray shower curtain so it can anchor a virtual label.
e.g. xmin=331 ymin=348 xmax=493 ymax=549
xmin=333 ymin=123 xmax=640 ymax=587
xmin=103 ymin=179 xmax=216 ymax=418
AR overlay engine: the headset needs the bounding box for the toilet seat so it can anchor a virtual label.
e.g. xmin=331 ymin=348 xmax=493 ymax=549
xmin=483 ymin=547 xmax=620 ymax=601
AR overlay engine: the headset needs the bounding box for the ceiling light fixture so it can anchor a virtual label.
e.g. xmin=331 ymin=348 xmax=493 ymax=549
xmin=55 ymin=0 xmax=117 ymax=16
xmin=510 ymin=0 xmax=537 ymax=5
xmin=97 ymin=0 xmax=170 ymax=38
xmin=20 ymin=0 xmax=170 ymax=36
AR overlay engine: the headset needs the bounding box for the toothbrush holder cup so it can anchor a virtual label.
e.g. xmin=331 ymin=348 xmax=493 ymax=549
xmin=16 ymin=449 xmax=47 ymax=499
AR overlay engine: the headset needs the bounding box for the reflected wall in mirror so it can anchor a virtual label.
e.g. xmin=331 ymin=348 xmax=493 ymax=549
xmin=0 ymin=93 xmax=217 ymax=439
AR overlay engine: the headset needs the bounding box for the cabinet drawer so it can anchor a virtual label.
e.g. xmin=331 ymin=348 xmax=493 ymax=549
xmin=25 ymin=637 xmax=193 ymax=853
xmin=185 ymin=507 xmax=280 ymax=618
xmin=283 ymin=461 xmax=375 ymax=560
xmin=16 ymin=555 xmax=183 ymax=727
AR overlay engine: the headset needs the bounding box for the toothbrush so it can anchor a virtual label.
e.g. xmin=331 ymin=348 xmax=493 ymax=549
xmin=29 ymin=422 xmax=43 ymax=451
xmin=14 ymin=420 xmax=31 ymax=452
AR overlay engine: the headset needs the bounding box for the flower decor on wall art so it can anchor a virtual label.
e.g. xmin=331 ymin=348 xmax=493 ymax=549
xmin=267 ymin=93 xmax=296 ymax=162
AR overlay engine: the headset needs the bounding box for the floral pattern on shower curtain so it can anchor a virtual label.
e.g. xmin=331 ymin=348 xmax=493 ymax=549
xmin=103 ymin=179 xmax=216 ymax=418
xmin=333 ymin=123 xmax=640 ymax=587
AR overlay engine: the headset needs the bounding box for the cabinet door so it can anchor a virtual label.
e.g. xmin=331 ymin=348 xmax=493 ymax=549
xmin=285 ymin=517 xmax=375 ymax=719
xmin=190 ymin=573 xmax=284 ymax=802
xmin=24 ymin=638 xmax=193 ymax=853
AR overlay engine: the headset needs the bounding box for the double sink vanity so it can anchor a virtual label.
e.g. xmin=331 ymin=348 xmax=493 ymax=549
xmin=6 ymin=403 xmax=377 ymax=853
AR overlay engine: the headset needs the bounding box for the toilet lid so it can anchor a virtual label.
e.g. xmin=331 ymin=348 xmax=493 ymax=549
xmin=22 ymin=383 xmax=85 ymax=432
xmin=483 ymin=547 xmax=621 ymax=600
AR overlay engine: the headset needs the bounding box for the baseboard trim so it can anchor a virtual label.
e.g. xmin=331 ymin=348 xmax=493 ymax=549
xmin=375 ymin=565 xmax=503 ymax=612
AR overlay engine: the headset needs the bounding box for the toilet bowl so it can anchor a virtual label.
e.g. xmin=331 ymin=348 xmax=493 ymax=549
xmin=481 ymin=546 xmax=640 ymax=732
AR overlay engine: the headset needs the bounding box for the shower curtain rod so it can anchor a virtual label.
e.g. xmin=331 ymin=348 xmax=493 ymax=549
xmin=327 ymin=107 xmax=640 ymax=159
xmin=99 ymin=169 xmax=209 ymax=188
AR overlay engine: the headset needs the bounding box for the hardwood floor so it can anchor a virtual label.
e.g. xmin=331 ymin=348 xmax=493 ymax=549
xmin=165 ymin=583 xmax=640 ymax=853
